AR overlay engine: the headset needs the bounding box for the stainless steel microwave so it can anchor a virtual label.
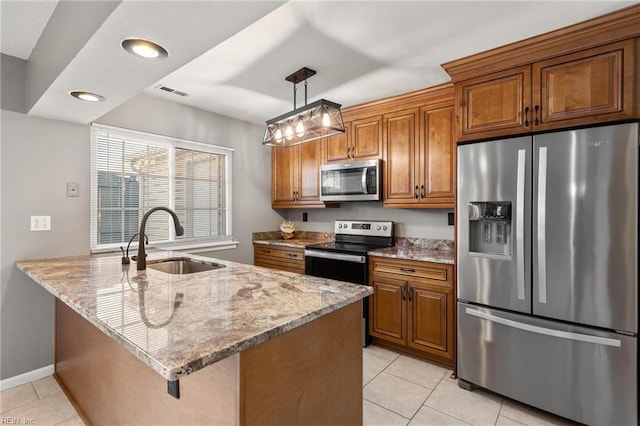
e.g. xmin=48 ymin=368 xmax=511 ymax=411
xmin=320 ymin=159 xmax=381 ymax=202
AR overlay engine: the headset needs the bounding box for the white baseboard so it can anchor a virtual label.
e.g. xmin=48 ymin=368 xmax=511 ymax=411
xmin=0 ymin=365 xmax=54 ymax=391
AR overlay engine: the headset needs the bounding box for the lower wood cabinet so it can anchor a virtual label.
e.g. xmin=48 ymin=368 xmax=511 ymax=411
xmin=253 ymin=244 xmax=305 ymax=274
xmin=369 ymin=256 xmax=454 ymax=367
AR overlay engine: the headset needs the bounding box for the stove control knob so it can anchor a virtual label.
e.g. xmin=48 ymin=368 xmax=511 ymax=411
xmin=338 ymin=224 xmax=343 ymax=229
xmin=376 ymin=225 xmax=381 ymax=230
xmin=383 ymin=226 xmax=388 ymax=231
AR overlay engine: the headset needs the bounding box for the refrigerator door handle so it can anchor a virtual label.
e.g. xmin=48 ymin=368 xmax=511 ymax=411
xmin=537 ymin=146 xmax=548 ymax=304
xmin=516 ymin=149 xmax=526 ymax=301
xmin=465 ymin=308 xmax=622 ymax=347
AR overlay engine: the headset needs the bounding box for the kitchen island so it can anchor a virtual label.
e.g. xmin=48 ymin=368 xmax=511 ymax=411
xmin=16 ymin=251 xmax=370 ymax=425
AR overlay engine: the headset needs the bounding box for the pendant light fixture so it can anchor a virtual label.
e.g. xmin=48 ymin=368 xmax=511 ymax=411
xmin=263 ymin=67 xmax=345 ymax=147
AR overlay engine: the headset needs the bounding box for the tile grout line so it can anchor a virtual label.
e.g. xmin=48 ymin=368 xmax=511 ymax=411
xmin=363 ymin=397 xmax=412 ymax=423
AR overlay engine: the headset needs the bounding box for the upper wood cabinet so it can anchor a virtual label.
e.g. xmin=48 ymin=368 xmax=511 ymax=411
xmin=456 ymin=39 xmax=638 ymax=142
xmin=271 ymin=139 xmax=325 ymax=208
xmin=532 ymin=40 xmax=635 ymax=127
xmin=383 ymin=96 xmax=455 ymax=208
xmin=325 ymin=116 xmax=382 ymax=163
xmin=456 ymin=66 xmax=531 ymax=140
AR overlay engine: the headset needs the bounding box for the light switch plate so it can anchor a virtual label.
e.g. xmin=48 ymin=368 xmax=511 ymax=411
xmin=31 ymin=216 xmax=51 ymax=231
xmin=67 ymin=182 xmax=79 ymax=197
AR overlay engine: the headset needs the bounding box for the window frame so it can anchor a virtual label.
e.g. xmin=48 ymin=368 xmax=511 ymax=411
xmin=90 ymin=123 xmax=235 ymax=253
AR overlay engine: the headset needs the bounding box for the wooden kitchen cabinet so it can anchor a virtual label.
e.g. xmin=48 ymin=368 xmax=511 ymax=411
xmin=456 ymin=39 xmax=637 ymax=142
xmin=325 ymin=116 xmax=382 ymax=162
xmin=383 ymin=101 xmax=455 ymax=208
xmin=271 ymin=139 xmax=325 ymax=208
xmin=253 ymin=244 xmax=305 ymax=273
xmin=369 ymin=257 xmax=454 ymax=367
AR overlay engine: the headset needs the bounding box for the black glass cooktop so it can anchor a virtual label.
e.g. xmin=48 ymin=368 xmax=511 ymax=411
xmin=305 ymin=241 xmax=389 ymax=256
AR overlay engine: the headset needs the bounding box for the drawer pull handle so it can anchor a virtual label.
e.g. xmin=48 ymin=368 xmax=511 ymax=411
xmin=263 ymin=250 xmax=271 ymax=254
xmin=408 ymin=286 xmax=413 ymax=302
xmin=524 ymin=106 xmax=530 ymax=127
xmin=400 ymin=268 xmax=415 ymax=273
xmin=287 ymin=253 xmax=298 ymax=258
xmin=401 ymin=286 xmax=406 ymax=301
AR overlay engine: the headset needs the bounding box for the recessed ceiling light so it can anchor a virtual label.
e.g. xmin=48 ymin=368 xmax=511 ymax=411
xmin=70 ymin=91 xmax=105 ymax=102
xmin=121 ymin=38 xmax=168 ymax=59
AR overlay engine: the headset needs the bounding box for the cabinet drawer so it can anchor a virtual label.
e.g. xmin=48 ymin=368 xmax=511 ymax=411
xmin=371 ymin=257 xmax=452 ymax=287
xmin=254 ymin=246 xmax=304 ymax=261
xmin=254 ymin=257 xmax=305 ymax=274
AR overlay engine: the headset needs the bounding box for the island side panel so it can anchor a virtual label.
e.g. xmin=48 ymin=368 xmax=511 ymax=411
xmin=54 ymin=299 xmax=240 ymax=425
xmin=240 ymin=301 xmax=363 ymax=426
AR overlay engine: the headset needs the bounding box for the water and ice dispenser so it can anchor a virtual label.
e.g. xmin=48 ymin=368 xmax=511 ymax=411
xmin=468 ymin=202 xmax=512 ymax=258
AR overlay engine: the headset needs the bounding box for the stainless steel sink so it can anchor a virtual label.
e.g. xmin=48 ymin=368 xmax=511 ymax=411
xmin=147 ymin=257 xmax=225 ymax=274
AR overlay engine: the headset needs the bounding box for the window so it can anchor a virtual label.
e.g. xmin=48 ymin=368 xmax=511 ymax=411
xmin=91 ymin=124 xmax=233 ymax=252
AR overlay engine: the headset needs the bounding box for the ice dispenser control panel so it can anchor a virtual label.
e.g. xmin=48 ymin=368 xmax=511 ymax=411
xmin=468 ymin=202 xmax=512 ymax=258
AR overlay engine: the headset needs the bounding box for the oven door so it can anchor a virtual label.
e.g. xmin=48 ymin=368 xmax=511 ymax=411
xmin=304 ymin=250 xmax=367 ymax=284
xmin=304 ymin=249 xmax=371 ymax=346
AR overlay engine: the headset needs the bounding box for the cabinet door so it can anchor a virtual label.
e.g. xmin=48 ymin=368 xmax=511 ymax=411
xmin=457 ymin=65 xmax=532 ymax=142
xmin=407 ymin=283 xmax=454 ymax=361
xmin=325 ymin=124 xmax=350 ymax=162
xmin=297 ymin=140 xmax=323 ymax=202
xmin=383 ymin=109 xmax=419 ymax=205
xmin=271 ymin=146 xmax=296 ymax=206
xmin=533 ymin=39 xmax=636 ymax=129
xmin=420 ymin=104 xmax=455 ymax=207
xmin=352 ymin=116 xmax=382 ymax=159
xmin=369 ymin=276 xmax=407 ymax=345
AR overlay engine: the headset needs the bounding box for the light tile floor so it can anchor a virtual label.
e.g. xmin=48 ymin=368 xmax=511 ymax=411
xmin=362 ymin=345 xmax=577 ymax=426
xmin=1 ymin=346 xmax=577 ymax=426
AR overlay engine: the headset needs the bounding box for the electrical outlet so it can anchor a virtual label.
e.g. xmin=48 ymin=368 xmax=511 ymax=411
xmin=31 ymin=216 xmax=51 ymax=231
xmin=67 ymin=182 xmax=79 ymax=197
xmin=448 ymin=212 xmax=455 ymax=226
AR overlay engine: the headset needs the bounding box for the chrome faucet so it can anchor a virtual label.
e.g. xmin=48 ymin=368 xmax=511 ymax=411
xmin=137 ymin=207 xmax=184 ymax=271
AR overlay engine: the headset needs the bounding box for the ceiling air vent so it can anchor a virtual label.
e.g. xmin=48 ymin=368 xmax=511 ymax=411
xmin=155 ymin=85 xmax=189 ymax=97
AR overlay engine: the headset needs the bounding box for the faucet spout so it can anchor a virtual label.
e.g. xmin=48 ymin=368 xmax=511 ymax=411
xmin=137 ymin=207 xmax=184 ymax=271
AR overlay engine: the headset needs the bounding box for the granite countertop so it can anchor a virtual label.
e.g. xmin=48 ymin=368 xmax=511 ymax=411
xmin=252 ymin=230 xmax=334 ymax=249
xmin=369 ymin=237 xmax=455 ymax=264
xmin=16 ymin=252 xmax=371 ymax=381
xmin=369 ymin=246 xmax=455 ymax=264
xmin=253 ymin=239 xmax=332 ymax=248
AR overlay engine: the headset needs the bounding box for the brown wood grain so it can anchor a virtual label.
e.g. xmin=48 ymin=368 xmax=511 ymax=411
xmin=240 ymin=302 xmax=363 ymax=426
xmin=369 ymin=258 xmax=455 ymax=367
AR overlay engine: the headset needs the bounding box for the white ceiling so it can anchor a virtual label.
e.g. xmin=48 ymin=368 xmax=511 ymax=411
xmin=1 ymin=1 xmax=638 ymax=126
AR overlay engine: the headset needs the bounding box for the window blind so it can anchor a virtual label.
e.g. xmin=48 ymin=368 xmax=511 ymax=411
xmin=91 ymin=124 xmax=233 ymax=251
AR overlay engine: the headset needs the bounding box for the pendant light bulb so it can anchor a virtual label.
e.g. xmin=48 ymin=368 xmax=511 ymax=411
xmin=274 ymin=127 xmax=283 ymax=143
xmin=285 ymin=124 xmax=294 ymax=141
xmin=295 ymin=117 xmax=305 ymax=137
xmin=322 ymin=112 xmax=331 ymax=127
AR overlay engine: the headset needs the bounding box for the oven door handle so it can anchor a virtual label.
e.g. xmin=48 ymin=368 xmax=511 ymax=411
xmin=304 ymin=250 xmax=366 ymax=264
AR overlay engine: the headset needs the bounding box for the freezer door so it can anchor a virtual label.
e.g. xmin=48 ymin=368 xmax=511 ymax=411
xmin=533 ymin=123 xmax=638 ymax=333
xmin=458 ymin=302 xmax=637 ymax=425
xmin=457 ymin=137 xmax=531 ymax=313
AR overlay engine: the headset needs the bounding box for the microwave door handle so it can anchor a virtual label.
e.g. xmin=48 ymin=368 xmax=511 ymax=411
xmin=362 ymin=167 xmax=368 ymax=194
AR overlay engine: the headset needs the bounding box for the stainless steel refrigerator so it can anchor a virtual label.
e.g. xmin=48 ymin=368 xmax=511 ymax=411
xmin=457 ymin=123 xmax=638 ymax=425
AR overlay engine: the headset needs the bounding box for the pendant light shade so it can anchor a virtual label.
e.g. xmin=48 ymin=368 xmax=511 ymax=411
xmin=263 ymin=67 xmax=345 ymax=147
